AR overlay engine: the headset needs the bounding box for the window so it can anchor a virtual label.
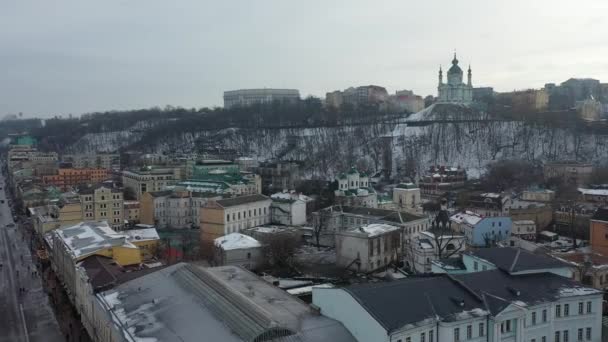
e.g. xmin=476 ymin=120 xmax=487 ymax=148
xmin=226 ymin=214 xmax=230 ymax=222
xmin=429 ymin=330 xmax=434 ymax=342
xmin=585 ymin=328 xmax=591 ymax=341
xmin=556 ymin=331 xmax=561 ymax=342
xmin=466 ymin=325 xmax=472 ymax=339
xmin=542 ymin=309 xmax=547 ymax=322
xmin=556 ymin=304 xmax=561 ymax=318
xmin=542 ymin=336 xmax=546 ymax=342
xmin=564 ymin=304 xmax=569 ymax=316
xmin=479 ymin=323 xmax=484 ymax=337
xmin=532 ymin=312 xmax=537 ymax=325
xmin=474 ymin=261 xmax=478 ymax=271
xmin=421 ymin=332 xmax=426 ymax=342
xmin=406 ymin=338 xmax=411 ymax=342
xmin=454 ymin=328 xmax=460 ymax=342
xmin=579 ymin=302 xmax=584 ymax=314
xmin=586 ymin=301 xmax=592 ymax=313
xmin=564 ymin=330 xmax=569 ymax=342
xmin=578 ymin=329 xmax=583 ymax=341
xmin=533 ymin=339 xmax=536 ymax=342
xmin=482 ymin=265 xmax=487 ymax=271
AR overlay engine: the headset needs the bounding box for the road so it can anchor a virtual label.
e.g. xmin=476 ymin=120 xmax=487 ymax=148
xmin=0 ymin=172 xmax=63 ymax=342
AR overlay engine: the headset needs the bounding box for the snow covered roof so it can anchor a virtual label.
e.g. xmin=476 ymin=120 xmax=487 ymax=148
xmin=352 ymin=223 xmax=399 ymax=237
xmin=513 ymin=220 xmax=535 ymax=225
xmin=480 ymin=192 xmax=501 ymax=198
xmin=98 ymin=264 xmax=355 ymax=342
xmin=53 ymin=221 xmax=136 ymax=259
xmin=271 ymin=191 xmax=312 ymax=202
xmin=123 ymin=228 xmax=160 ymax=242
xmin=215 ymin=233 xmax=261 ymax=250
xmin=450 ymin=211 xmax=483 ymax=226
xmin=578 ymin=188 xmax=608 ymax=196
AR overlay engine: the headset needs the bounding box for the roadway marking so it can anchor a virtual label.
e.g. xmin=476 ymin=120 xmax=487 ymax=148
xmin=19 ymin=304 xmax=30 ymax=342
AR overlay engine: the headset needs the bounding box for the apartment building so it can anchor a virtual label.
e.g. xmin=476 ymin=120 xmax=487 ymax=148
xmin=314 ymin=270 xmax=602 ymax=342
xmin=223 ymin=88 xmax=300 ymax=108
xmin=335 ymin=223 xmax=402 ymax=273
xmin=79 ymin=184 xmax=124 ymax=229
xmin=63 ymin=153 xmax=120 ymax=170
xmin=29 ymin=197 xmax=83 ymax=235
xmin=43 ymin=168 xmax=110 ymax=190
xmin=140 ymin=189 xmax=220 ymax=229
xmin=543 ymin=162 xmax=593 ymax=185
xmin=123 ymin=201 xmax=140 ymax=226
xmin=200 ymin=194 xmax=272 ymax=246
xmin=122 ymin=166 xmax=180 ymax=200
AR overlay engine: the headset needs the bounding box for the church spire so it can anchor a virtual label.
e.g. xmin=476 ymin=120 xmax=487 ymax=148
xmin=439 ymin=65 xmax=443 ymax=85
xmin=467 ymin=64 xmax=472 ymax=86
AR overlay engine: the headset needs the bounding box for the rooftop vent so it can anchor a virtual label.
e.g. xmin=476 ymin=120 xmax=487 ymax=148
xmin=450 ymin=297 xmax=465 ymax=307
xmin=507 ymin=286 xmax=520 ymax=296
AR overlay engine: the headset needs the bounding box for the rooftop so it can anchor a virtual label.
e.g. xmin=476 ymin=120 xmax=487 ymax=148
xmin=338 ymin=270 xmax=598 ymax=333
xmin=324 ymin=205 xmax=425 ymax=224
xmin=214 ymin=233 xmax=261 ymax=250
xmin=215 ymin=194 xmax=270 ymax=208
xmin=450 ymin=211 xmax=483 ymax=226
xmin=579 ymin=188 xmax=608 ymax=196
xmin=123 ymin=228 xmax=160 ymax=242
xmin=466 ymin=247 xmax=569 ymax=274
xmin=53 ymin=221 xmax=136 ymax=259
xmin=78 ymin=255 xmax=163 ymax=292
xmin=98 ymin=263 xmax=354 ymax=342
xmin=346 ymin=223 xmax=400 ymax=237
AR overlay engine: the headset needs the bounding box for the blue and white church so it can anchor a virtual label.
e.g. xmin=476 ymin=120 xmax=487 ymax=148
xmin=437 ymin=53 xmax=473 ymax=104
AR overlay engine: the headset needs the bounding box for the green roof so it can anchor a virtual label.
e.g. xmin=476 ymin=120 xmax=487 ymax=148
xmin=347 ymin=167 xmax=359 ymax=175
xmin=396 ymin=183 xmax=417 ymax=189
xmin=338 ymin=173 xmax=347 ymax=180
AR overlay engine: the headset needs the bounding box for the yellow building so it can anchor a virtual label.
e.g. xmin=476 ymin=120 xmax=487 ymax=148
xmin=200 ymin=194 xmax=271 ymax=255
xmin=50 ymin=221 xmax=160 ymax=302
xmin=29 ymin=198 xmax=83 ymax=235
xmin=124 ymin=200 xmax=140 ymax=225
xmin=79 ymin=184 xmax=124 ymax=230
xmin=121 ymin=166 xmax=180 ymax=200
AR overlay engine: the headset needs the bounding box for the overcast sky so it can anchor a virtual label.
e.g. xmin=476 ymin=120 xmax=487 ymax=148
xmin=2 ymin=0 xmax=608 ymax=117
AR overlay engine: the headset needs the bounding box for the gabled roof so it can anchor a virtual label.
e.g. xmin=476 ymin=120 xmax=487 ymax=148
xmin=215 ymin=194 xmax=270 ymax=208
xmin=342 ymin=270 xmax=599 ymax=332
xmin=466 ymin=247 xmax=569 ymax=274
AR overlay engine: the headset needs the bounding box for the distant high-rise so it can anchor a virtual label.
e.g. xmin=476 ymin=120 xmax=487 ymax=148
xmin=223 ymin=88 xmax=300 ymax=108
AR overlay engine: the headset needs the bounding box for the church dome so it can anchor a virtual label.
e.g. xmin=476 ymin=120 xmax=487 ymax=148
xmin=448 ymin=55 xmax=462 ymax=75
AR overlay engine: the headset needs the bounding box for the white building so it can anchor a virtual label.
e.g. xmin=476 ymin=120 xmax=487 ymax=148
xmin=408 ymin=230 xmax=466 ymax=273
xmin=314 ymin=270 xmax=603 ymax=342
xmin=512 ymin=220 xmax=537 ymax=240
xmin=335 ymin=167 xmax=377 ymax=208
xmin=335 ymin=223 xmax=402 ymax=273
xmin=392 ymin=183 xmax=421 ymax=213
xmin=213 ymin=233 xmax=262 ymax=270
xmin=438 ymin=53 xmax=473 ymax=104
xmin=223 ymin=88 xmax=300 ymax=108
xmin=270 ymin=191 xmax=308 ymax=226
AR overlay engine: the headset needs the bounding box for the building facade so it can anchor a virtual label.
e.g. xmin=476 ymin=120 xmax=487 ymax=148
xmin=140 ymin=189 xmax=220 ymax=229
xmin=450 ymin=211 xmax=513 ymax=247
xmin=590 ymin=208 xmax=608 ymax=256
xmin=122 ymin=166 xmax=180 ymax=200
xmin=223 ymin=88 xmax=300 ymax=108
xmin=43 ymin=168 xmax=110 ymax=190
xmin=437 ymin=53 xmax=473 ymax=104
xmin=79 ymin=185 xmax=124 ymax=230
xmin=63 ymin=153 xmax=120 ymax=170
xmin=543 ymin=162 xmax=593 ymax=185
xmin=200 ymin=194 xmax=272 ymax=247
xmin=336 ymin=223 xmax=402 ymax=273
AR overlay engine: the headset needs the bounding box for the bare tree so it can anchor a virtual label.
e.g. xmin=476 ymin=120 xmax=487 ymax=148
xmin=262 ymin=233 xmax=301 ymax=268
xmin=430 ymin=210 xmax=465 ymax=259
xmin=312 ymin=209 xmax=332 ymax=247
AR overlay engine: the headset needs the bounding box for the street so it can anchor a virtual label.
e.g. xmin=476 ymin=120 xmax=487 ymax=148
xmin=0 ymin=172 xmax=63 ymax=342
